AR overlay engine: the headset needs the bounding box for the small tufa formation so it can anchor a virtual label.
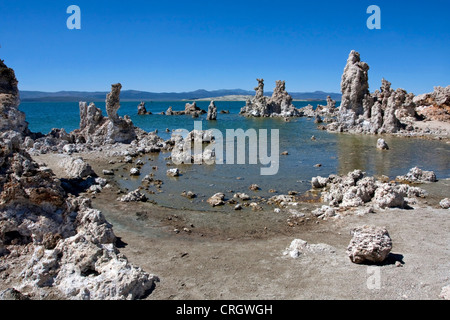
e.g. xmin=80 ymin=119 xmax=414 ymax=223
xmin=137 ymin=101 xmax=151 ymax=115
xmin=440 ymin=198 xmax=450 ymax=209
xmin=240 ymin=79 xmax=300 ymax=117
xmin=311 ymin=169 xmax=428 ymax=210
xmin=164 ymin=102 xmax=206 ymax=116
xmin=395 ymin=167 xmax=437 ymax=183
xmin=347 ymin=225 xmax=392 ymax=264
xmin=206 ymin=101 xmax=217 ymax=120
xmin=74 ymin=83 xmax=136 ymax=145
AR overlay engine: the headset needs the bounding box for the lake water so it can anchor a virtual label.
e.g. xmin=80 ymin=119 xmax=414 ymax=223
xmin=19 ymin=100 xmax=450 ymax=210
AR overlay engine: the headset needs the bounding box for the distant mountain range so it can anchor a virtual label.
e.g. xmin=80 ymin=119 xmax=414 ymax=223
xmin=19 ymin=89 xmax=341 ymax=102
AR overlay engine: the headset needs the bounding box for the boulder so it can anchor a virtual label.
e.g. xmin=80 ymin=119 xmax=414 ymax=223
xmin=240 ymin=79 xmax=300 ymax=117
xmin=440 ymin=198 xmax=450 ymax=209
xmin=346 ymin=225 xmax=392 ymax=264
xmin=59 ymin=156 xmax=95 ymax=179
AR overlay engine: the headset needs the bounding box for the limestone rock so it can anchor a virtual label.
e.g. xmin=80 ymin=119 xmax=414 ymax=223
xmin=240 ymin=79 xmax=300 ymax=117
xmin=207 ymin=193 xmax=225 ymax=207
xmin=185 ymin=102 xmax=206 ymax=117
xmin=118 ymin=189 xmax=147 ymax=202
xmin=440 ymin=285 xmax=450 ymax=300
xmin=74 ymin=84 xmax=136 ymax=145
xmin=312 ymin=205 xmax=337 ymax=219
xmin=339 ymin=50 xmax=370 ymax=120
xmin=233 ymin=193 xmax=250 ymax=201
xmin=373 ymin=183 xmax=406 ymax=208
xmin=396 ymin=167 xmax=437 ymax=183
xmin=311 ymin=176 xmax=329 ymax=189
xmin=440 ymin=198 xmax=450 ymax=209
xmin=414 ymin=86 xmax=450 ymax=122
xmin=137 ymin=101 xmax=151 ymax=115
xmin=284 ymin=239 xmax=336 ymax=258
xmin=59 ymin=156 xmax=95 ymax=179
xmin=0 ymin=135 xmax=156 ymax=299
xmin=181 ymin=191 xmax=196 ymax=199
xmin=346 ymin=225 xmax=392 ymax=264
xmin=376 ymin=138 xmax=389 ymax=150
xmin=166 ymin=168 xmax=180 ymax=177
xmin=0 ymin=288 xmax=30 ymax=300
xmin=327 ymin=51 xmax=427 ymax=135
xmin=206 ymin=101 xmax=217 ymax=120
xmin=130 ymin=168 xmax=140 ymax=176
xmin=0 ymin=59 xmax=29 ymax=135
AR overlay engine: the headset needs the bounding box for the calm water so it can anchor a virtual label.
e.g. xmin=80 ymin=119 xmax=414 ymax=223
xmin=19 ymin=100 xmax=450 ymax=210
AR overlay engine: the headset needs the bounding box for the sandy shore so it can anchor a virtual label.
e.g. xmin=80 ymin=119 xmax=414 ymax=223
xmin=31 ymin=152 xmax=450 ymax=300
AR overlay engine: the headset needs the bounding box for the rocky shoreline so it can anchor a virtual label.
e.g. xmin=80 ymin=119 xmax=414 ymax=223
xmin=1 ymin=53 xmax=449 ymax=300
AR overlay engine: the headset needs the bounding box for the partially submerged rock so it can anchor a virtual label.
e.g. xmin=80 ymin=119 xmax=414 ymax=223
xmin=137 ymin=101 xmax=151 ymax=115
xmin=181 ymin=191 xmax=196 ymax=199
xmin=130 ymin=167 xmax=140 ymax=176
xmin=206 ymin=101 xmax=217 ymax=120
xmin=73 ymin=84 xmax=136 ymax=145
xmin=326 ymin=51 xmax=449 ymax=136
xmin=396 ymin=167 xmax=437 ymax=183
xmin=207 ymin=193 xmax=225 ymax=207
xmin=346 ymin=225 xmax=392 ymax=264
xmin=312 ymin=169 xmax=427 ymax=210
xmin=440 ymin=198 xmax=450 ymax=209
xmin=376 ymin=138 xmax=389 ymax=150
xmin=240 ymin=79 xmax=300 ymax=117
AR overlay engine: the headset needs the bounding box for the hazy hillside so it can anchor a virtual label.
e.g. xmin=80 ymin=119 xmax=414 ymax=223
xmin=20 ymin=89 xmax=341 ymax=102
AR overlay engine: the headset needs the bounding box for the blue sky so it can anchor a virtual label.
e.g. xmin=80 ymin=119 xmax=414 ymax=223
xmin=0 ymin=0 xmax=449 ymax=94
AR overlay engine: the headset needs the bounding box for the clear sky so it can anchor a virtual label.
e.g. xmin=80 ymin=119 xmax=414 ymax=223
xmin=0 ymin=0 xmax=449 ymax=94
